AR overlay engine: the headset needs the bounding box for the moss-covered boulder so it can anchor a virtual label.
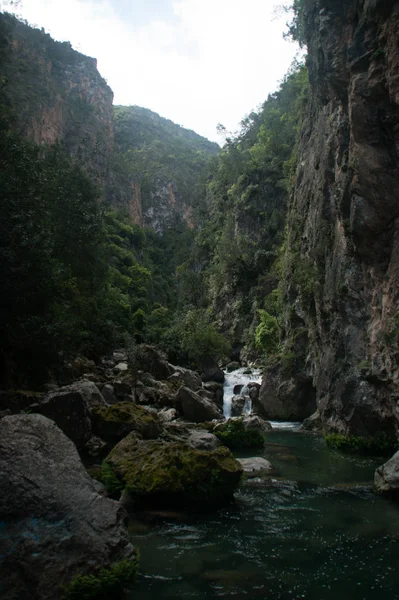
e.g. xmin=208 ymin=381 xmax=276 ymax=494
xmin=92 ymin=402 xmax=162 ymax=443
xmin=213 ymin=418 xmax=266 ymax=450
xmin=104 ymin=433 xmax=243 ymax=508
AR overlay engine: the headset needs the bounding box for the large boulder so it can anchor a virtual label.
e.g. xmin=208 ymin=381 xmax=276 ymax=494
xmin=105 ymin=432 xmax=242 ymax=508
xmin=201 ymin=359 xmax=225 ymax=384
xmin=375 ymin=451 xmax=399 ymax=497
xmin=64 ymin=380 xmax=107 ymax=409
xmin=132 ymin=345 xmax=173 ymax=381
xmin=0 ymin=414 xmax=136 ymax=600
xmin=187 ymin=430 xmax=221 ymax=451
xmin=226 ymin=361 xmax=240 ymax=373
xmin=203 ymin=382 xmax=224 ymax=408
xmin=176 ymin=386 xmax=223 ymax=423
xmin=29 ymin=386 xmax=94 ymax=449
xmin=238 ymin=457 xmax=275 ymax=477
xmin=168 ymin=365 xmax=202 ymax=391
xmin=213 ymin=417 xmax=268 ymax=450
xmin=255 ymin=365 xmax=316 ymax=421
xmin=92 ymin=402 xmax=162 ymax=443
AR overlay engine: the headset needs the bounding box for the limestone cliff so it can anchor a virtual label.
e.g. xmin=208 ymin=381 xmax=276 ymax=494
xmin=107 ymin=105 xmax=219 ymax=232
xmin=0 ymin=12 xmax=114 ymax=186
xmin=259 ymin=0 xmax=399 ymax=438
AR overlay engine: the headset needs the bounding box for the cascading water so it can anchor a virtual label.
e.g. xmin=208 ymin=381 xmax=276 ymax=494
xmin=223 ymin=367 xmax=262 ymax=418
xmin=223 ymin=367 xmax=301 ymax=429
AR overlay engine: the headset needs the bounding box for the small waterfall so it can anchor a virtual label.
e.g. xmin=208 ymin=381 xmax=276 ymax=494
xmin=223 ymin=367 xmax=262 ymax=418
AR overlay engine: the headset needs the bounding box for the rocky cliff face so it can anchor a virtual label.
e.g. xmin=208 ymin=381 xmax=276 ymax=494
xmin=0 ymin=13 xmax=114 ymax=186
xmin=261 ymin=0 xmax=399 ymax=437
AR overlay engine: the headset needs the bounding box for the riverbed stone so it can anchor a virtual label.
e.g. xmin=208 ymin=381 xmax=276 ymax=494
xmin=176 ymin=386 xmax=223 ymax=422
xmin=105 ymin=432 xmax=243 ymax=508
xmin=0 ymin=414 xmax=136 ymax=600
xmin=238 ymin=457 xmax=275 ymax=476
xmin=187 ymin=430 xmax=221 ymax=450
xmin=226 ymin=361 xmax=240 ymax=372
xmin=168 ymin=365 xmax=202 ymax=391
xmin=91 ymin=402 xmax=162 ymax=443
xmin=231 ymin=395 xmax=246 ymax=416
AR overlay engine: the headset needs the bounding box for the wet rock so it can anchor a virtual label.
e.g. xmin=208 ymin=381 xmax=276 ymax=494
xmin=301 ymin=410 xmax=323 ymax=432
xmin=243 ymin=415 xmax=272 ymax=434
xmin=375 ymin=451 xmax=399 ymax=498
xmin=105 ymin=432 xmax=242 ymax=508
xmin=231 ymin=395 xmax=246 ymax=417
xmin=0 ymin=414 xmax=136 ymax=600
xmin=92 ymin=402 xmax=162 ymax=443
xmin=187 ymin=430 xmax=221 ymax=451
xmin=233 ymin=384 xmax=244 ymax=395
xmin=176 ymin=387 xmax=223 ymax=423
xmin=203 ymin=382 xmax=224 ymax=407
xmin=238 ymin=457 xmax=275 ymax=476
xmin=226 ymin=361 xmax=240 ymax=373
xmin=168 ymin=365 xmax=202 ymax=391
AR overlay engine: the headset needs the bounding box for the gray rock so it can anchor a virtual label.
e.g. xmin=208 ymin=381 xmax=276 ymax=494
xmin=158 ymin=408 xmax=178 ymax=422
xmin=168 ymin=365 xmax=202 ymax=391
xmin=114 ymin=362 xmax=128 ymax=372
xmin=203 ymin=382 xmax=224 ymax=407
xmin=187 ymin=430 xmax=221 ymax=450
xmin=375 ymin=451 xmax=399 ymax=497
xmin=301 ymin=410 xmax=323 ymax=431
xmin=231 ymin=395 xmax=246 ymax=417
xmin=233 ymin=384 xmax=244 ymax=395
xmin=201 ymin=360 xmax=225 ymax=384
xmin=242 ymin=415 xmax=272 ymax=434
xmin=226 ymin=361 xmax=240 ymax=373
xmin=256 ymin=366 xmax=316 ymax=421
xmin=238 ymin=457 xmax=275 ymax=476
xmin=113 ymin=349 xmax=127 ymax=362
xmin=176 ymin=387 xmax=223 ymax=423
xmin=0 ymin=414 xmax=136 ymax=600
xmin=68 ymin=380 xmax=107 ymax=409
xmin=101 ymin=383 xmax=119 ymax=405
xmin=29 ymin=386 xmax=93 ymax=449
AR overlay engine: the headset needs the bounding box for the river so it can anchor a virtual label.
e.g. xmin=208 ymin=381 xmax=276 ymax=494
xmin=127 ymin=371 xmax=399 ymax=599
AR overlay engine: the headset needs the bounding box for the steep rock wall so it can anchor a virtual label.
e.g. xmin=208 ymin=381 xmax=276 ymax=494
xmin=0 ymin=13 xmax=114 ymax=186
xmin=260 ymin=0 xmax=399 ymax=437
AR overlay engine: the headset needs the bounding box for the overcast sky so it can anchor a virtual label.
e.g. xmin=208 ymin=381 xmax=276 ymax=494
xmin=6 ymin=0 xmax=299 ymax=142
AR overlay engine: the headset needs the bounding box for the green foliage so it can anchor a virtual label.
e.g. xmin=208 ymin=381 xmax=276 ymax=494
xmin=215 ymin=419 xmax=265 ymax=450
xmin=255 ymin=311 xmax=280 ymax=355
xmin=190 ymin=62 xmax=309 ymax=349
xmin=325 ymin=433 xmax=397 ymax=456
xmin=98 ymin=462 xmax=124 ymax=497
xmin=63 ymin=558 xmax=139 ymax=600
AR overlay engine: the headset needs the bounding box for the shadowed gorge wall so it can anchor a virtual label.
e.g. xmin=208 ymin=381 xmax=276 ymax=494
xmin=262 ymin=0 xmax=399 ymax=437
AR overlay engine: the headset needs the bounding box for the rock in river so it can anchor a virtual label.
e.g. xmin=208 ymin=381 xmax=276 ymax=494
xmin=0 ymin=414 xmax=136 ymax=600
xmin=375 ymin=450 xmax=399 ymax=498
xmin=105 ymin=432 xmax=242 ymax=508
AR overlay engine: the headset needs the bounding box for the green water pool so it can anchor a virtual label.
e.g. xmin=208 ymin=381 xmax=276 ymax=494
xmin=127 ymin=430 xmax=399 ymax=599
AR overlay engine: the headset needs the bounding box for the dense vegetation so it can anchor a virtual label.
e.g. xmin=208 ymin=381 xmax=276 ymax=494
xmin=181 ymin=62 xmax=309 ymax=358
xmin=0 ymin=8 xmax=310 ymax=387
xmin=108 ymin=105 xmax=219 ymax=226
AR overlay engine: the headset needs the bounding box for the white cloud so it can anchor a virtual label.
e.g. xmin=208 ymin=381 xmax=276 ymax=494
xmin=14 ymin=0 xmax=298 ymax=142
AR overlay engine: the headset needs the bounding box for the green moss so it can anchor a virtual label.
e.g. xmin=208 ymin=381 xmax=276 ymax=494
xmin=105 ymin=436 xmax=242 ymax=506
xmin=325 ymin=433 xmax=397 ymax=456
xmin=63 ymin=558 xmax=139 ymax=600
xmin=98 ymin=462 xmax=125 ymax=497
xmin=215 ymin=419 xmax=265 ymax=450
xmin=91 ymin=402 xmax=161 ymax=442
